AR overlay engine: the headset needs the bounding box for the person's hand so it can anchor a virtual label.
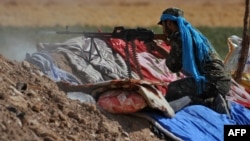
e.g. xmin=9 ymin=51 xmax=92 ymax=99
xmin=145 ymin=41 xmax=158 ymax=52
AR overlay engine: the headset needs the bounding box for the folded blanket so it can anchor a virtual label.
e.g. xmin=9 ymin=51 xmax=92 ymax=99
xmin=25 ymin=52 xmax=81 ymax=85
xmin=37 ymin=37 xmax=139 ymax=82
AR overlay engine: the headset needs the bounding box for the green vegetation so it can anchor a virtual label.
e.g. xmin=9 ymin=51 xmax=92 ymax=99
xmin=0 ymin=26 xmax=243 ymax=59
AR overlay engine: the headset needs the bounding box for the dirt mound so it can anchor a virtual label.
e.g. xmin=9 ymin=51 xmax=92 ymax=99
xmin=0 ymin=54 xmax=163 ymax=141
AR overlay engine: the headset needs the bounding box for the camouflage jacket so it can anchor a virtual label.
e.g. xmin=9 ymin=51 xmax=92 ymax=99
xmin=166 ymin=32 xmax=231 ymax=95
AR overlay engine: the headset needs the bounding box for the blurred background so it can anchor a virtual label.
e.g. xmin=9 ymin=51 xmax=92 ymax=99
xmin=0 ymin=0 xmax=245 ymax=61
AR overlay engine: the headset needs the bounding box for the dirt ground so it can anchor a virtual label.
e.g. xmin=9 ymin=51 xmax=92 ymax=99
xmin=0 ymin=53 xmax=168 ymax=141
xmin=0 ymin=0 xmax=247 ymax=141
xmin=0 ymin=53 xmax=167 ymax=141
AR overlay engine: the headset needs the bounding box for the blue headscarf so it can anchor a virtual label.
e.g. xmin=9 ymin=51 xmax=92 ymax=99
xmin=160 ymin=14 xmax=213 ymax=94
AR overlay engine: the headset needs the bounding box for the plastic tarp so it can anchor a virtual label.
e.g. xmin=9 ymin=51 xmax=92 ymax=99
xmin=134 ymin=101 xmax=250 ymax=141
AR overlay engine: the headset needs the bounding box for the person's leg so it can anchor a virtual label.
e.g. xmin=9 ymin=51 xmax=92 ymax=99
xmin=166 ymin=77 xmax=207 ymax=112
xmin=166 ymin=77 xmax=223 ymax=112
xmin=165 ymin=77 xmax=197 ymax=102
xmin=166 ymin=77 xmax=231 ymax=115
xmin=202 ymin=82 xmax=231 ymax=116
xmin=212 ymin=94 xmax=231 ymax=117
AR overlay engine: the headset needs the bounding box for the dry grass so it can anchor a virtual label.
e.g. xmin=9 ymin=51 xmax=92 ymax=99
xmin=0 ymin=0 xmax=245 ymax=27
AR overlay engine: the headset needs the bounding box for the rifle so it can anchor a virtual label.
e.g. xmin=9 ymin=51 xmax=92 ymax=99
xmin=56 ymin=26 xmax=165 ymax=42
xmin=56 ymin=26 xmax=165 ymax=79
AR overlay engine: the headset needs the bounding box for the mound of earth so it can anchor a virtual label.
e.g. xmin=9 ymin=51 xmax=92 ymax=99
xmin=0 ymin=54 xmax=164 ymax=141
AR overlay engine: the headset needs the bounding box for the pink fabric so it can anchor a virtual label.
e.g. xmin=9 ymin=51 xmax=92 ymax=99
xmin=137 ymin=52 xmax=182 ymax=95
xmin=138 ymin=52 xmax=179 ymax=82
xmin=97 ymin=90 xmax=147 ymax=113
xmin=107 ymin=38 xmax=179 ymax=94
xmin=95 ymin=38 xmax=181 ymax=114
xmin=108 ymin=38 xmax=170 ymax=58
xmin=227 ymin=82 xmax=250 ymax=108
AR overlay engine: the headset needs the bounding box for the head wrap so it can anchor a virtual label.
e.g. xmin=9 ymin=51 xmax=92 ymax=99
xmin=160 ymin=13 xmax=213 ymax=94
xmin=158 ymin=7 xmax=183 ymax=25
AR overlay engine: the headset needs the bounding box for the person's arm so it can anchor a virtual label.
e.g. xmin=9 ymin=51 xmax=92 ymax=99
xmin=145 ymin=41 xmax=169 ymax=57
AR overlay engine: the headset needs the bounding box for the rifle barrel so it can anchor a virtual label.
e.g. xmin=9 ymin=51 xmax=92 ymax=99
xmin=56 ymin=31 xmax=113 ymax=38
xmin=56 ymin=31 xmax=166 ymax=41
